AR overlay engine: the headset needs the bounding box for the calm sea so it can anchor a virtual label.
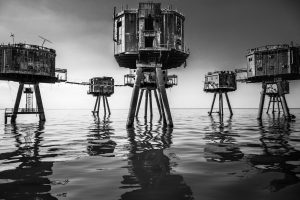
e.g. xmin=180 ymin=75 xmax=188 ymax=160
xmin=0 ymin=108 xmax=300 ymax=200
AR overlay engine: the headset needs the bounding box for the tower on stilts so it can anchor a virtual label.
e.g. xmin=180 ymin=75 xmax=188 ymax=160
xmin=236 ymin=43 xmax=300 ymax=120
xmin=0 ymin=43 xmax=67 ymax=123
xmin=204 ymin=71 xmax=236 ymax=116
xmin=113 ymin=2 xmax=189 ymax=127
xmin=88 ymin=77 xmax=114 ymax=117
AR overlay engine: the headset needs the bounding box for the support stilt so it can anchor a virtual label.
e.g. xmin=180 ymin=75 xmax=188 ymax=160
xmin=154 ymin=89 xmax=162 ymax=118
xmin=257 ymin=83 xmax=267 ymax=119
xmin=280 ymin=94 xmax=290 ymax=119
xmin=266 ymin=96 xmax=271 ymax=114
xmin=156 ymin=67 xmax=173 ymax=127
xmin=149 ymin=90 xmax=153 ymax=118
xmin=93 ymin=96 xmax=99 ymax=114
xmin=105 ymin=97 xmax=111 ymax=115
xmin=127 ymin=67 xmax=143 ymax=127
xmin=34 ymin=84 xmax=45 ymax=121
xmin=272 ymin=96 xmax=275 ymax=113
xmin=159 ymin=89 xmax=167 ymax=124
xmin=97 ymin=96 xmax=101 ymax=115
xmin=11 ymin=83 xmax=24 ymax=122
xmin=225 ymin=92 xmax=233 ymax=116
xmin=144 ymin=89 xmax=149 ymax=119
xmin=277 ymin=96 xmax=280 ymax=113
xmin=135 ymin=89 xmax=144 ymax=117
xmin=219 ymin=92 xmax=223 ymax=116
xmin=209 ymin=93 xmax=217 ymax=116
xmin=103 ymin=95 xmax=107 ymax=116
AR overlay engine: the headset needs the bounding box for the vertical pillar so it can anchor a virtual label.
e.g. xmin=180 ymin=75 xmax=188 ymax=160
xmin=266 ymin=96 xmax=271 ymax=114
xmin=103 ymin=95 xmax=107 ymax=116
xmin=144 ymin=89 xmax=149 ymax=119
xmin=149 ymin=90 xmax=153 ymax=118
xmin=93 ymin=96 xmax=99 ymax=113
xmin=280 ymin=94 xmax=290 ymax=119
xmin=97 ymin=96 xmax=101 ymax=115
xmin=105 ymin=97 xmax=111 ymax=115
xmin=219 ymin=92 xmax=223 ymax=116
xmin=34 ymin=83 xmax=45 ymax=121
xmin=11 ymin=83 xmax=24 ymax=122
xmin=272 ymin=96 xmax=275 ymax=113
xmin=154 ymin=89 xmax=162 ymax=118
xmin=257 ymin=82 xmax=267 ymax=119
xmin=156 ymin=67 xmax=173 ymax=127
xmin=135 ymin=89 xmax=144 ymax=117
xmin=159 ymin=90 xmax=167 ymax=124
xmin=127 ymin=67 xmax=143 ymax=127
xmin=225 ymin=92 xmax=233 ymax=116
xmin=276 ymin=96 xmax=281 ymax=113
xmin=209 ymin=92 xmax=217 ymax=116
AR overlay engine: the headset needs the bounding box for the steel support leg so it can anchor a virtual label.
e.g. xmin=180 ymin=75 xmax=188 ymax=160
xmin=156 ymin=67 xmax=173 ymax=127
xmin=135 ymin=89 xmax=144 ymax=117
xmin=144 ymin=90 xmax=149 ymax=119
xmin=272 ymin=96 xmax=275 ymax=113
xmin=257 ymin=83 xmax=267 ymax=119
xmin=103 ymin=95 xmax=106 ymax=116
xmin=159 ymin=89 xmax=166 ymax=124
xmin=154 ymin=89 xmax=162 ymax=118
xmin=277 ymin=96 xmax=280 ymax=113
xmin=266 ymin=96 xmax=271 ymax=114
xmin=34 ymin=84 xmax=45 ymax=121
xmin=127 ymin=67 xmax=143 ymax=127
xmin=93 ymin=96 xmax=99 ymax=113
xmin=105 ymin=97 xmax=111 ymax=115
xmin=219 ymin=92 xmax=223 ymax=116
xmin=280 ymin=94 xmax=290 ymax=119
xmin=97 ymin=96 xmax=101 ymax=115
xmin=225 ymin=92 xmax=233 ymax=116
xmin=11 ymin=83 xmax=24 ymax=122
xmin=149 ymin=90 xmax=153 ymax=118
xmin=209 ymin=92 xmax=217 ymax=116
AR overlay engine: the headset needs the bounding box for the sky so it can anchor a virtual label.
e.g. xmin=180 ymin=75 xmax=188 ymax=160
xmin=0 ymin=0 xmax=300 ymax=109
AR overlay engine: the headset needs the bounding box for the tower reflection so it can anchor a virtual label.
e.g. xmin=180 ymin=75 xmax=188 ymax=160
xmin=0 ymin=122 xmax=57 ymax=200
xmin=120 ymin=123 xmax=193 ymax=200
xmin=249 ymin=116 xmax=300 ymax=192
xmin=204 ymin=115 xmax=244 ymax=162
xmin=87 ymin=116 xmax=116 ymax=156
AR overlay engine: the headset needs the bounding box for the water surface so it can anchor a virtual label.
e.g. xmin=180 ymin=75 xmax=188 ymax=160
xmin=0 ymin=109 xmax=300 ymax=200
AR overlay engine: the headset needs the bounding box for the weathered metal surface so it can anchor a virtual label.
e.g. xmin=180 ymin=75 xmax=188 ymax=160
xmin=113 ymin=2 xmax=189 ymax=69
xmin=204 ymin=71 xmax=236 ymax=92
xmin=246 ymin=44 xmax=300 ymax=82
xmin=88 ymin=77 xmax=114 ymax=96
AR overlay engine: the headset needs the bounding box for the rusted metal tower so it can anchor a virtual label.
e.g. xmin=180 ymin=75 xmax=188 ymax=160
xmin=0 ymin=43 xmax=67 ymax=123
xmin=236 ymin=44 xmax=300 ymax=120
xmin=124 ymin=69 xmax=177 ymax=122
xmin=88 ymin=77 xmax=114 ymax=116
xmin=204 ymin=71 xmax=236 ymax=116
xmin=113 ymin=2 xmax=189 ymax=127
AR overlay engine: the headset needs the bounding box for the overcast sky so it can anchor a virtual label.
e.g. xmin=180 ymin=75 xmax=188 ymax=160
xmin=0 ymin=0 xmax=300 ymax=109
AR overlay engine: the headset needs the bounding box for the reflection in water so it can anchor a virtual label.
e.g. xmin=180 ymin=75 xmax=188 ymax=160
xmin=204 ymin=116 xmax=244 ymax=162
xmin=249 ymin=116 xmax=300 ymax=192
xmin=121 ymin=123 xmax=194 ymax=200
xmin=87 ymin=116 xmax=116 ymax=156
xmin=0 ymin=122 xmax=58 ymax=200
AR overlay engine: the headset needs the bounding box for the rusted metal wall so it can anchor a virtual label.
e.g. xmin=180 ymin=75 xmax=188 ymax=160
xmin=0 ymin=44 xmax=55 ymax=77
xmin=204 ymin=71 xmax=236 ymax=91
xmin=246 ymin=46 xmax=300 ymax=79
xmin=89 ymin=77 xmax=114 ymax=96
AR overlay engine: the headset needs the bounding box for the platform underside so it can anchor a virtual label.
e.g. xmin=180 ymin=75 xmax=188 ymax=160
xmin=246 ymin=74 xmax=300 ymax=83
xmin=115 ymin=49 xmax=189 ymax=69
xmin=125 ymin=82 xmax=174 ymax=89
xmin=88 ymin=92 xmax=113 ymax=97
xmin=0 ymin=73 xmax=57 ymax=83
xmin=204 ymin=88 xmax=236 ymax=93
